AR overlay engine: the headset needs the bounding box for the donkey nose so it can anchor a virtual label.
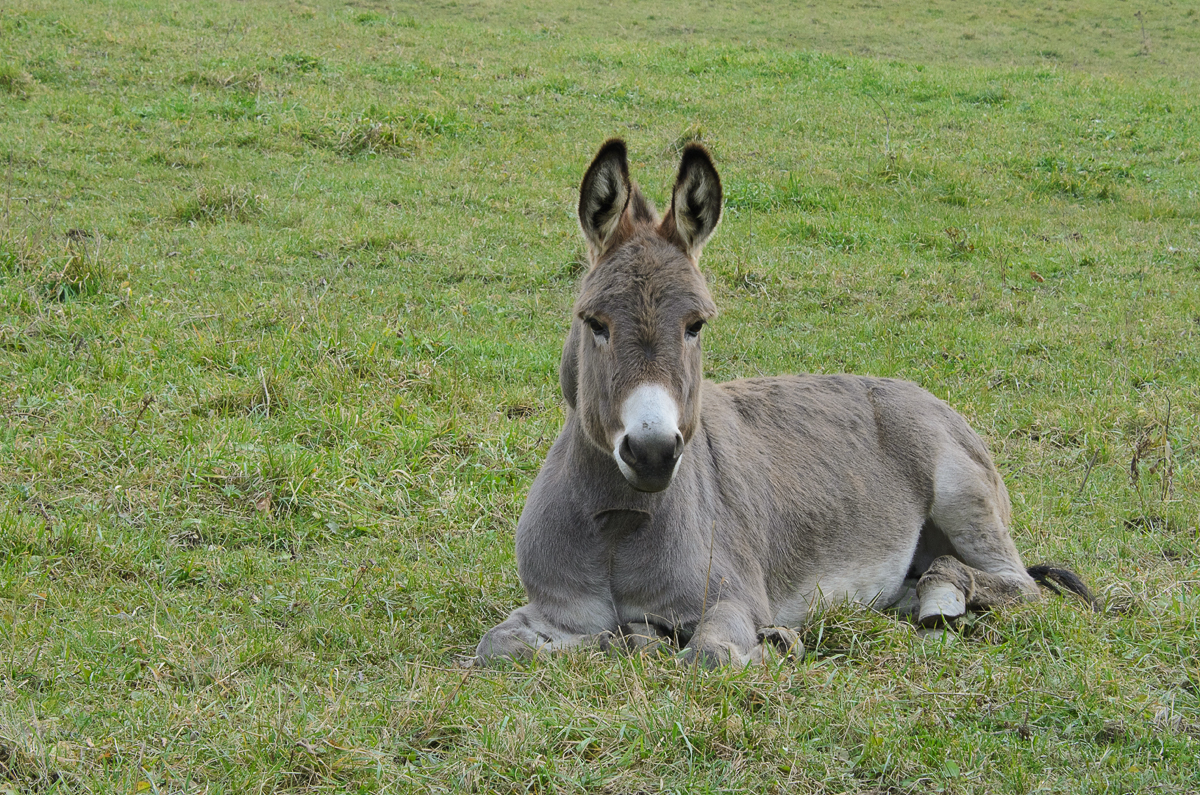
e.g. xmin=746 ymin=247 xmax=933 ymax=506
xmin=619 ymin=431 xmax=684 ymax=468
xmin=614 ymin=383 xmax=684 ymax=492
xmin=618 ymin=430 xmax=684 ymax=491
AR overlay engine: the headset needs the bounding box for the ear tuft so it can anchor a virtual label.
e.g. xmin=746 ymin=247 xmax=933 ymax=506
xmin=660 ymin=143 xmax=722 ymax=260
xmin=578 ymin=139 xmax=632 ymax=260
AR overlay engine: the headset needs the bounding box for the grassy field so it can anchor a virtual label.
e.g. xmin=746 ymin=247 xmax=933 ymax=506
xmin=2 ymin=0 xmax=1198 ymax=791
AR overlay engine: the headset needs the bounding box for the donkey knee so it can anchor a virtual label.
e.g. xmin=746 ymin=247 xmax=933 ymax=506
xmin=919 ymin=556 xmax=974 ymax=594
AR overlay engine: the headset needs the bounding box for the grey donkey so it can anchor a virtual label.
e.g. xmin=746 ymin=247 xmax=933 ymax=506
xmin=475 ymin=139 xmax=1092 ymax=667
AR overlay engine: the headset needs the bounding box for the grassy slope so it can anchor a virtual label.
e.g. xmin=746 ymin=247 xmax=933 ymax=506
xmin=1 ymin=0 xmax=1198 ymax=791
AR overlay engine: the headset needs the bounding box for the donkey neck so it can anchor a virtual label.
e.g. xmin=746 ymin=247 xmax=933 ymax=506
xmin=563 ymin=410 xmax=672 ymax=523
xmin=561 ymin=408 xmax=711 ymax=548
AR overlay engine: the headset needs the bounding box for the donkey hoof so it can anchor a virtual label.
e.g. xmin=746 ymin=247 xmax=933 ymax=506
xmin=678 ymin=642 xmax=736 ymax=669
xmin=918 ymin=582 xmax=967 ymax=628
xmin=606 ymin=625 xmax=668 ymax=654
xmin=757 ymin=626 xmax=804 ymax=659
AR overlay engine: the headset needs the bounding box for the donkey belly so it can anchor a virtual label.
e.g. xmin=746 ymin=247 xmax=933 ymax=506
xmin=700 ymin=375 xmax=940 ymax=628
xmin=765 ymin=499 xmax=927 ymax=627
xmin=769 ymin=551 xmax=916 ymax=626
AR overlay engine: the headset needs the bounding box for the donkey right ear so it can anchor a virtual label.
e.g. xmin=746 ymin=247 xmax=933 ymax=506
xmin=578 ymin=139 xmax=632 ymax=261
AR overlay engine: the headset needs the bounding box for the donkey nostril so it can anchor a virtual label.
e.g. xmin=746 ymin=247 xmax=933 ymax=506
xmin=618 ymin=436 xmax=638 ymax=468
xmin=672 ymin=432 xmax=684 ymax=460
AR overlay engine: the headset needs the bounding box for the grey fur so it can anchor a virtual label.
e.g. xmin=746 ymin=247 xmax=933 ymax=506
xmin=475 ymin=140 xmax=1083 ymax=667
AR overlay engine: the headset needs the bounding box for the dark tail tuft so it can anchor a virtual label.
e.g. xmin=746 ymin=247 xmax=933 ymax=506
xmin=1027 ymin=564 xmax=1097 ymax=611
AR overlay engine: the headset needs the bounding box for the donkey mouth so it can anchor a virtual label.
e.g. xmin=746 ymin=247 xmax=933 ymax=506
xmin=620 ymin=467 xmax=680 ymax=493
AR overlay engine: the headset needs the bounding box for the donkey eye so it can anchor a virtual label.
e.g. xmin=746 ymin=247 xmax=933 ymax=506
xmin=685 ymin=320 xmax=706 ymax=339
xmin=586 ymin=318 xmax=609 ymax=341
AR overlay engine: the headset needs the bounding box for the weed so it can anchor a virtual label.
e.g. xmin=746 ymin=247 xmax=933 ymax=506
xmin=40 ymin=232 xmax=111 ymax=300
xmin=0 ymin=740 xmax=66 ymax=791
xmin=943 ymin=226 xmax=975 ymax=258
xmin=193 ymin=370 xmax=287 ymax=417
xmin=0 ymin=214 xmax=42 ymax=275
xmin=304 ymin=106 xmax=470 ymax=157
xmin=0 ymin=64 xmax=33 ymax=98
xmin=178 ymin=69 xmax=265 ymax=94
xmin=173 ymin=184 xmax=266 ymax=223
xmin=281 ymin=52 xmax=322 ymax=73
xmin=958 ymin=85 xmax=1009 ymax=106
xmin=333 ymin=119 xmax=420 ymax=158
xmin=1 ymin=203 xmax=114 ymax=299
xmin=144 ymin=147 xmax=207 ymax=170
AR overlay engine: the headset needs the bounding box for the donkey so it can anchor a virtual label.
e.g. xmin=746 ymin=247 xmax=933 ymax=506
xmin=475 ymin=139 xmax=1091 ymax=667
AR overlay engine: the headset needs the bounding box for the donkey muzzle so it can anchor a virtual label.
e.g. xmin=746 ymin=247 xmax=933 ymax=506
xmin=617 ymin=430 xmax=684 ymax=492
xmin=613 ymin=384 xmax=684 ymax=492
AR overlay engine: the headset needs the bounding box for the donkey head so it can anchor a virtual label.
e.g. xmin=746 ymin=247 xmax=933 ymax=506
xmin=561 ymin=139 xmax=722 ymax=493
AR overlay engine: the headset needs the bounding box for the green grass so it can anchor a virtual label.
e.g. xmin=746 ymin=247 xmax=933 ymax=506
xmin=1 ymin=0 xmax=1198 ymax=791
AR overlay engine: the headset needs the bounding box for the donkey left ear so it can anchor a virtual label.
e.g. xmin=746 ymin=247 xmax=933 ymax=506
xmin=659 ymin=144 xmax=723 ymax=261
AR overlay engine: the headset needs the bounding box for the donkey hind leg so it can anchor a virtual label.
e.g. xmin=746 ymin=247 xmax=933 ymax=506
xmin=916 ymin=455 xmax=1039 ymax=628
xmin=916 ymin=556 xmax=1039 ymax=627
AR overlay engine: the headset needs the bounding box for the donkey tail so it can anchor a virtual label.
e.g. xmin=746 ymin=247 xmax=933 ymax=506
xmin=1027 ymin=564 xmax=1096 ymax=611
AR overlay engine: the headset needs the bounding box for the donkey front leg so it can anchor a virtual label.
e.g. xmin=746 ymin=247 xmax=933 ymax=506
xmin=475 ymin=604 xmax=614 ymax=665
xmin=677 ymin=599 xmax=763 ymax=668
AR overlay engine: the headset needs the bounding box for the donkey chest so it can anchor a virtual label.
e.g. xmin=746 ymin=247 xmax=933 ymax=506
xmin=604 ymin=532 xmax=703 ymax=627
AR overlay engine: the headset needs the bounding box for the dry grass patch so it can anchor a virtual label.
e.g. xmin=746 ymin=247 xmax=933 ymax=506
xmin=0 ymin=64 xmax=32 ymax=98
xmin=174 ymin=185 xmax=267 ymax=224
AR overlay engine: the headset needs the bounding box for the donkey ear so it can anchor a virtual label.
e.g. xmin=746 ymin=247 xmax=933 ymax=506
xmin=559 ymin=319 xmax=580 ymax=409
xmin=578 ymin=139 xmax=632 ymax=259
xmin=660 ymin=144 xmax=722 ymax=261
